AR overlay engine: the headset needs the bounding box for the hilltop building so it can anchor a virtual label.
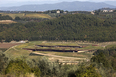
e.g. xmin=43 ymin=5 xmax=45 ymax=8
xmin=91 ymin=11 xmax=95 ymax=15
xmin=56 ymin=10 xmax=60 ymax=13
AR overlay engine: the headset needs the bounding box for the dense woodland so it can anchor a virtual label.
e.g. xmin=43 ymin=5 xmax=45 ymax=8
xmin=0 ymin=13 xmax=116 ymax=42
xmin=15 ymin=16 xmax=49 ymax=22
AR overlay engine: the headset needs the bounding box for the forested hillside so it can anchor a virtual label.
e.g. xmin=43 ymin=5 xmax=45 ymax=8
xmin=0 ymin=14 xmax=116 ymax=42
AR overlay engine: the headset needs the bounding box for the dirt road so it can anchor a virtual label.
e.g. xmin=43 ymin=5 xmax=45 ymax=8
xmin=32 ymin=52 xmax=86 ymax=60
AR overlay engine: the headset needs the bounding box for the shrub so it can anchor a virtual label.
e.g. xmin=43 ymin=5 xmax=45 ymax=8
xmin=0 ymin=51 xmax=8 ymax=73
xmin=15 ymin=16 xmax=21 ymax=20
xmin=5 ymin=59 xmax=31 ymax=76
xmin=31 ymin=57 xmax=61 ymax=77
xmin=31 ymin=67 xmax=41 ymax=77
xmin=75 ymin=64 xmax=102 ymax=77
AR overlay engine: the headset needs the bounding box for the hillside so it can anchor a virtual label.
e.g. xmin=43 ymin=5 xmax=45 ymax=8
xmin=0 ymin=1 xmax=115 ymax=11
xmin=0 ymin=12 xmax=116 ymax=77
xmin=104 ymin=1 xmax=116 ymax=6
xmin=0 ymin=14 xmax=116 ymax=42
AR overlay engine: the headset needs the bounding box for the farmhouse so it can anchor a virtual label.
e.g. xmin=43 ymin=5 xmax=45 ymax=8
xmin=109 ymin=10 xmax=113 ymax=12
xmin=63 ymin=11 xmax=67 ymax=14
xmin=103 ymin=10 xmax=108 ymax=12
xmin=57 ymin=10 xmax=60 ymax=13
xmin=103 ymin=10 xmax=114 ymax=12
xmin=91 ymin=11 xmax=95 ymax=15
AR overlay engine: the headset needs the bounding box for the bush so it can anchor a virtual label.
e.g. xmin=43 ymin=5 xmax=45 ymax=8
xmin=5 ymin=59 xmax=31 ymax=76
xmin=31 ymin=57 xmax=61 ymax=77
xmin=31 ymin=67 xmax=41 ymax=77
xmin=0 ymin=51 xmax=8 ymax=73
xmin=75 ymin=64 xmax=102 ymax=77
xmin=15 ymin=16 xmax=21 ymax=20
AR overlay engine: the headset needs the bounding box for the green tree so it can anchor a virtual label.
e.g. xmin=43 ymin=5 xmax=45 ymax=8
xmin=0 ymin=51 xmax=8 ymax=73
xmin=31 ymin=67 xmax=41 ymax=77
xmin=91 ymin=52 xmax=110 ymax=67
xmin=5 ymin=59 xmax=31 ymax=76
xmin=75 ymin=65 xmax=101 ymax=77
xmin=5 ymin=36 xmax=12 ymax=42
xmin=15 ymin=16 xmax=21 ymax=20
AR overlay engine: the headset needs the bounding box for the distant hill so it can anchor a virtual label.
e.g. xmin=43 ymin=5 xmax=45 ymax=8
xmin=104 ymin=1 xmax=116 ymax=7
xmin=0 ymin=1 xmax=115 ymax=11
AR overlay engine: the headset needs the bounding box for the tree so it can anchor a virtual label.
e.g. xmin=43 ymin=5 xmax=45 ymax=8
xmin=0 ymin=51 xmax=8 ymax=73
xmin=94 ymin=9 xmax=101 ymax=15
xmin=91 ymin=52 xmax=110 ymax=67
xmin=5 ymin=59 xmax=31 ymax=76
xmin=32 ymin=57 xmax=61 ymax=77
xmin=75 ymin=65 xmax=101 ymax=77
xmin=5 ymin=36 xmax=12 ymax=42
xmin=31 ymin=67 xmax=41 ymax=77
xmin=15 ymin=16 xmax=21 ymax=20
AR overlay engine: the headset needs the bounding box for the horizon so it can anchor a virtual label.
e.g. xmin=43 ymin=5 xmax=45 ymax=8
xmin=0 ymin=0 xmax=116 ymax=7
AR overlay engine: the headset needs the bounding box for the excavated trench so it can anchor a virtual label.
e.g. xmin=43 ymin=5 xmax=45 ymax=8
xmin=23 ymin=48 xmax=79 ymax=52
xmin=36 ymin=45 xmax=83 ymax=48
xmin=23 ymin=45 xmax=87 ymax=52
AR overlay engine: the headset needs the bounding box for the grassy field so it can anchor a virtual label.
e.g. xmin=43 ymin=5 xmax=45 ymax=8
xmin=4 ymin=41 xmax=105 ymax=63
xmin=0 ymin=13 xmax=51 ymax=19
xmin=24 ymin=13 xmax=51 ymax=18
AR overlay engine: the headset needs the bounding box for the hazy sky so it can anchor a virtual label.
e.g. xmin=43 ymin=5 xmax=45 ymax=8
xmin=0 ymin=0 xmax=116 ymax=3
xmin=0 ymin=0 xmax=116 ymax=7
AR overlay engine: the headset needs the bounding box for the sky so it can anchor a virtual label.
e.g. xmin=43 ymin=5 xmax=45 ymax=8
xmin=0 ymin=0 xmax=116 ymax=2
xmin=0 ymin=0 xmax=116 ymax=7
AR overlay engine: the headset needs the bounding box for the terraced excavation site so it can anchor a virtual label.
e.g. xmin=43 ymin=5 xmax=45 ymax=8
xmin=4 ymin=41 xmax=116 ymax=64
